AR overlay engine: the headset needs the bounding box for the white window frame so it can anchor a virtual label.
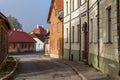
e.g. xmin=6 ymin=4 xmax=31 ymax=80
xmin=104 ymin=6 xmax=112 ymax=43
xmin=93 ymin=16 xmax=98 ymax=43
xmin=89 ymin=18 xmax=93 ymax=43
xmin=57 ymin=22 xmax=60 ymax=32
xmin=57 ymin=39 xmax=60 ymax=50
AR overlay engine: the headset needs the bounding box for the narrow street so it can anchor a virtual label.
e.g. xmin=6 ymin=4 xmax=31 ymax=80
xmin=10 ymin=52 xmax=81 ymax=80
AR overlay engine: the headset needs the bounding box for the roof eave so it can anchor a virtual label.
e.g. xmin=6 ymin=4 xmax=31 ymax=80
xmin=0 ymin=12 xmax=12 ymax=30
xmin=47 ymin=0 xmax=55 ymax=23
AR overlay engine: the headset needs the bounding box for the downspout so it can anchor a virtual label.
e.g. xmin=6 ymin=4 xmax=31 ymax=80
xmin=97 ymin=0 xmax=100 ymax=67
xmin=117 ymin=0 xmax=120 ymax=76
xmin=69 ymin=0 xmax=72 ymax=60
xmin=79 ymin=16 xmax=81 ymax=61
xmin=62 ymin=1 xmax=64 ymax=59
xmin=87 ymin=0 xmax=89 ymax=63
xmin=62 ymin=18 xmax=64 ymax=58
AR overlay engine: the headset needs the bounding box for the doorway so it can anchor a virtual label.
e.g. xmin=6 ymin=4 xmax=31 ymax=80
xmin=82 ymin=22 xmax=88 ymax=63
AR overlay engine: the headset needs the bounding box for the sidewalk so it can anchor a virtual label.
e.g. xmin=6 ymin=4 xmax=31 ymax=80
xmin=56 ymin=59 xmax=113 ymax=80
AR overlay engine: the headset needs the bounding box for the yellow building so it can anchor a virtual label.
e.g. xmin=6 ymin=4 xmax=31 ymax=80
xmin=47 ymin=0 xmax=63 ymax=58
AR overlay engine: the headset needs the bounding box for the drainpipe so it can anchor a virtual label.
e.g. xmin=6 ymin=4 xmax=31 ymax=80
xmin=69 ymin=0 xmax=72 ymax=60
xmin=116 ymin=0 xmax=120 ymax=76
xmin=62 ymin=1 xmax=64 ymax=59
xmin=97 ymin=0 xmax=100 ymax=67
xmin=87 ymin=0 xmax=89 ymax=63
xmin=62 ymin=19 xmax=64 ymax=59
xmin=79 ymin=16 xmax=81 ymax=61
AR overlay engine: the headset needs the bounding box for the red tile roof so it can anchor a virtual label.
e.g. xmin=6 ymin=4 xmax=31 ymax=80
xmin=47 ymin=0 xmax=63 ymax=23
xmin=32 ymin=26 xmax=47 ymax=35
xmin=30 ymin=33 xmax=46 ymax=42
xmin=8 ymin=31 xmax=36 ymax=43
xmin=55 ymin=0 xmax=63 ymax=12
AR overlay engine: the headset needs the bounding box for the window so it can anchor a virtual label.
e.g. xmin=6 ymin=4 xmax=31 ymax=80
xmin=105 ymin=6 xmax=112 ymax=43
xmin=13 ymin=43 xmax=16 ymax=49
xmin=29 ymin=43 xmax=31 ymax=49
xmin=72 ymin=0 xmax=74 ymax=11
xmin=72 ymin=26 xmax=74 ymax=43
xmin=25 ymin=43 xmax=27 ymax=48
xmin=57 ymin=39 xmax=60 ymax=50
xmin=81 ymin=0 xmax=86 ymax=5
xmin=78 ymin=0 xmax=80 ymax=8
xmin=77 ymin=24 xmax=80 ymax=42
xmin=51 ymin=40 xmax=54 ymax=50
xmin=93 ymin=16 xmax=98 ymax=43
xmin=57 ymin=22 xmax=60 ymax=32
xmin=51 ymin=24 xmax=54 ymax=33
xmin=66 ymin=1 xmax=68 ymax=15
xmin=66 ymin=28 xmax=68 ymax=43
xmin=89 ymin=19 xmax=93 ymax=43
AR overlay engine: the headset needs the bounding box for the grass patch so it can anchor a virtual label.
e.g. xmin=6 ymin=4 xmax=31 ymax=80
xmin=0 ymin=57 xmax=16 ymax=75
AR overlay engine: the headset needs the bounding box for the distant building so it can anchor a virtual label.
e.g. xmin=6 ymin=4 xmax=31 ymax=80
xmin=0 ymin=12 xmax=11 ymax=68
xmin=47 ymin=0 xmax=63 ymax=58
xmin=8 ymin=30 xmax=36 ymax=53
xmin=30 ymin=25 xmax=46 ymax=52
xmin=32 ymin=25 xmax=46 ymax=35
xmin=45 ymin=30 xmax=50 ymax=56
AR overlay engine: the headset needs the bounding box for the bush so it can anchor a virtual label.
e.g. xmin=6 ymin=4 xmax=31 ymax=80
xmin=0 ymin=57 xmax=16 ymax=75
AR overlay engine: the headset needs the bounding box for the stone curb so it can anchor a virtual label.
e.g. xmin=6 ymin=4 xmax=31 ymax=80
xmin=0 ymin=58 xmax=18 ymax=80
xmin=58 ymin=60 xmax=87 ymax=80
xmin=45 ymin=56 xmax=88 ymax=80
xmin=70 ymin=65 xmax=87 ymax=80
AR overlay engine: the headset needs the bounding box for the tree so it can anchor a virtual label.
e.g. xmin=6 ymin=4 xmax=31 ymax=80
xmin=7 ymin=16 xmax=22 ymax=30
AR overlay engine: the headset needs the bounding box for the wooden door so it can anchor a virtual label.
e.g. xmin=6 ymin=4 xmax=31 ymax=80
xmin=83 ymin=22 xmax=88 ymax=62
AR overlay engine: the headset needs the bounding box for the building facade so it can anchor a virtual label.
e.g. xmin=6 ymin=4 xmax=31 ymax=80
xmin=8 ymin=30 xmax=36 ymax=53
xmin=45 ymin=31 xmax=50 ymax=56
xmin=47 ymin=0 xmax=63 ymax=58
xmin=0 ymin=12 xmax=11 ymax=68
xmin=64 ymin=0 xmax=80 ymax=61
xmin=88 ymin=0 xmax=99 ymax=69
xmin=89 ymin=0 xmax=120 ymax=80
xmin=30 ymin=25 xmax=47 ymax=52
xmin=63 ymin=0 xmax=120 ymax=79
xmin=63 ymin=0 xmax=89 ymax=62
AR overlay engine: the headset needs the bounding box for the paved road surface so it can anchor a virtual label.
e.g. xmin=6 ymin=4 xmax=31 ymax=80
xmin=10 ymin=53 xmax=81 ymax=80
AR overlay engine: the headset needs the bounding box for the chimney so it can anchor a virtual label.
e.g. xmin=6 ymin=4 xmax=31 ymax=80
xmin=19 ymin=28 xmax=23 ymax=32
xmin=13 ymin=28 xmax=16 ymax=31
xmin=46 ymin=29 xmax=48 ymax=33
xmin=37 ymin=24 xmax=39 ymax=29
xmin=30 ymin=32 xmax=33 ymax=34
xmin=42 ymin=25 xmax=44 ymax=28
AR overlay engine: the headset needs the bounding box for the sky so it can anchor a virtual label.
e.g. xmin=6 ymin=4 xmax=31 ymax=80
xmin=0 ymin=0 xmax=51 ymax=32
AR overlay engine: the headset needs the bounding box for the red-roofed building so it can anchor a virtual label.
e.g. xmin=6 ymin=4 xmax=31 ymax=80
xmin=29 ymin=25 xmax=47 ymax=52
xmin=8 ymin=30 xmax=36 ymax=53
xmin=32 ymin=25 xmax=46 ymax=35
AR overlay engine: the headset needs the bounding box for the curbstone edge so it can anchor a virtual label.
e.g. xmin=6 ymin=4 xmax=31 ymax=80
xmin=0 ymin=58 xmax=18 ymax=80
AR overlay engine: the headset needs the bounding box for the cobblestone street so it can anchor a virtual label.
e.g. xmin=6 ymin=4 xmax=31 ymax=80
xmin=10 ymin=53 xmax=81 ymax=80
